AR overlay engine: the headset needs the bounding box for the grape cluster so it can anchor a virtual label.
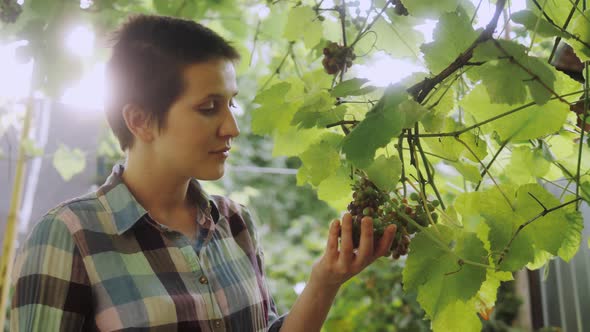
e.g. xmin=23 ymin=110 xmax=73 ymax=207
xmin=0 ymin=0 xmax=22 ymax=24
xmin=322 ymin=41 xmax=356 ymax=75
xmin=345 ymin=176 xmax=440 ymax=259
xmin=392 ymin=0 xmax=409 ymax=16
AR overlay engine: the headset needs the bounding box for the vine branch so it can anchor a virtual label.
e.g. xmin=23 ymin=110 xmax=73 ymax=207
xmin=407 ymin=0 xmax=507 ymax=103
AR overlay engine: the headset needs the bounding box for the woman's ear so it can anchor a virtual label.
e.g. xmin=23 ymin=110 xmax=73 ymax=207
xmin=121 ymin=104 xmax=155 ymax=143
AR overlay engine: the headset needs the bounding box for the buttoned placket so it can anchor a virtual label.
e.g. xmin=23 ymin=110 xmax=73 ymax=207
xmin=168 ymin=223 xmax=226 ymax=331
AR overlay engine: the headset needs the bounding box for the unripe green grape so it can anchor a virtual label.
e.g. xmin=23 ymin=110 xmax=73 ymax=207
xmin=409 ymin=192 xmax=419 ymax=201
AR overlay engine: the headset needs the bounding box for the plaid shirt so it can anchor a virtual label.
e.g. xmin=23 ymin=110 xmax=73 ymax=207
xmin=11 ymin=164 xmax=285 ymax=331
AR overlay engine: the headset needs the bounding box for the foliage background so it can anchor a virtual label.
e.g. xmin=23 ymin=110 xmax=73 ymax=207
xmin=2 ymin=0 xmax=590 ymax=331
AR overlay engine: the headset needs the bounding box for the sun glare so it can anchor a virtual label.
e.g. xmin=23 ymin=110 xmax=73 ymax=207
xmin=0 ymin=41 xmax=34 ymax=101
xmin=65 ymin=25 xmax=95 ymax=58
xmin=61 ymin=62 xmax=105 ymax=111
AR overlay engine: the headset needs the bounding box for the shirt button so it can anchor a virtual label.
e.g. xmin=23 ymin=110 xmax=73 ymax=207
xmin=214 ymin=320 xmax=222 ymax=328
xmin=199 ymin=275 xmax=208 ymax=284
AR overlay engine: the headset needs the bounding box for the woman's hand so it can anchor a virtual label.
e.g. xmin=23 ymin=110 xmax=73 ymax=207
xmin=309 ymin=212 xmax=397 ymax=290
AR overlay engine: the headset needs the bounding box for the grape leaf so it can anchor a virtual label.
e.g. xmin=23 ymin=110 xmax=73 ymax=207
xmin=272 ymin=127 xmax=324 ymax=157
xmin=570 ymin=9 xmax=590 ymax=61
xmin=400 ymin=0 xmax=459 ymax=18
xmin=398 ymin=99 xmax=428 ymax=129
xmin=291 ymin=90 xmax=336 ymax=129
xmin=581 ymin=181 xmax=590 ymax=203
xmin=369 ymin=16 xmax=424 ymax=59
xmin=298 ymin=133 xmax=343 ymax=186
xmin=557 ymin=211 xmax=584 ymax=262
xmin=476 ymin=62 xmax=528 ymax=105
xmin=421 ymin=9 xmax=478 ymax=73
xmin=363 ymin=155 xmax=402 ymax=192
xmin=473 ymin=40 xmax=556 ymax=105
xmin=452 ymin=160 xmax=482 ymax=183
xmin=476 ymin=184 xmax=574 ymax=271
xmin=529 ymin=0 xmax=583 ymax=27
xmin=341 ymin=85 xmax=407 ymax=167
xmin=53 ymin=145 xmax=86 ymax=181
xmin=331 ymin=78 xmax=375 ymax=98
xmin=511 ymin=10 xmax=568 ymax=38
xmin=251 ymin=82 xmax=299 ymax=135
xmin=404 ymin=225 xmax=487 ymax=325
xmin=283 ymin=6 xmax=323 ymax=48
xmin=317 ymin=165 xmax=353 ymax=211
xmin=460 ymin=84 xmax=569 ymax=141
xmin=431 ymin=299 xmax=481 ymax=332
xmin=504 ymin=146 xmax=550 ymax=184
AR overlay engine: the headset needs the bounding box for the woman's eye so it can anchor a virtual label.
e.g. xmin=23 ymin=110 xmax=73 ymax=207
xmin=199 ymin=101 xmax=216 ymax=111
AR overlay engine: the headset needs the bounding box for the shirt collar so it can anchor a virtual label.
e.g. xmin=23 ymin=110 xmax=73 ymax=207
xmin=97 ymin=163 xmax=219 ymax=235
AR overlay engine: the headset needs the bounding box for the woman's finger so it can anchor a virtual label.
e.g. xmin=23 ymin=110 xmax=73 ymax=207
xmin=325 ymin=219 xmax=340 ymax=260
xmin=356 ymin=216 xmax=374 ymax=265
xmin=339 ymin=213 xmax=354 ymax=265
xmin=374 ymin=224 xmax=397 ymax=257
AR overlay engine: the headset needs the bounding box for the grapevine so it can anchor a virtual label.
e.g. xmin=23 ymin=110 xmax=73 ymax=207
xmin=344 ymin=175 xmax=439 ymax=259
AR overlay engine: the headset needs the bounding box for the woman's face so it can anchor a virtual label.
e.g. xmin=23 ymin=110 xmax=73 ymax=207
xmin=151 ymin=58 xmax=240 ymax=180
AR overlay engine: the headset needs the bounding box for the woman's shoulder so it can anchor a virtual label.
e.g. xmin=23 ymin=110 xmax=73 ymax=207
xmin=25 ymin=190 xmax=111 ymax=244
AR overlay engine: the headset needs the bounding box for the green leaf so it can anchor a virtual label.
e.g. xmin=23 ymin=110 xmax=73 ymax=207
xmin=341 ymin=86 xmax=407 ymax=167
xmin=570 ymin=9 xmax=590 ymax=61
xmin=452 ymin=160 xmax=482 ymax=183
xmin=368 ymin=16 xmax=424 ymax=59
xmin=298 ymin=133 xmax=343 ymax=186
xmin=475 ymin=184 xmax=575 ymax=271
xmin=581 ymin=181 xmax=590 ymax=203
xmin=476 ymin=62 xmax=528 ymax=105
xmin=400 ymin=0 xmax=459 ymax=18
xmin=283 ymin=6 xmax=323 ymax=48
xmin=527 ymin=0 xmax=582 ymax=27
xmin=364 ymin=155 xmax=402 ymax=192
xmin=404 ymin=225 xmax=487 ymax=323
xmin=460 ymin=84 xmax=569 ymax=141
xmin=21 ymin=138 xmax=43 ymax=157
xmin=251 ymin=82 xmax=299 ymax=135
xmin=473 ymin=40 xmax=556 ymax=105
xmin=557 ymin=211 xmax=584 ymax=262
xmin=291 ymin=90 xmax=334 ymax=129
xmin=504 ymin=146 xmax=550 ymax=184
xmin=317 ymin=165 xmax=354 ymax=211
xmin=398 ymin=99 xmax=428 ymax=129
xmin=272 ymin=127 xmax=324 ymax=157
xmin=152 ymin=0 xmax=185 ymax=16
xmin=421 ymin=9 xmax=478 ymax=73
xmin=431 ymin=299 xmax=481 ymax=332
xmin=331 ymin=78 xmax=376 ymax=98
xmin=511 ymin=10 xmax=569 ymax=38
xmin=53 ymin=145 xmax=86 ymax=181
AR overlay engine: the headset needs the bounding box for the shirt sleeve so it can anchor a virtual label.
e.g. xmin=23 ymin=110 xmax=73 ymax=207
xmin=239 ymin=205 xmax=288 ymax=332
xmin=10 ymin=211 xmax=92 ymax=331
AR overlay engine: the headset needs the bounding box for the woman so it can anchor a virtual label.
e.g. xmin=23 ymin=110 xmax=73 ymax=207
xmin=10 ymin=15 xmax=396 ymax=331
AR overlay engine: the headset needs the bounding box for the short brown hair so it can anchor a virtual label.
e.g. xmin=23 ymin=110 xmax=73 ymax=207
xmin=105 ymin=15 xmax=240 ymax=150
